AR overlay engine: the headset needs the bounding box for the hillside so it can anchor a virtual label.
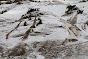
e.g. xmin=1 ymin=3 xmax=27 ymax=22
xmin=0 ymin=0 xmax=88 ymax=59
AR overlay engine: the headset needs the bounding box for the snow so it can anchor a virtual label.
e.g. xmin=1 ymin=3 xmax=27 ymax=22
xmin=37 ymin=55 xmax=44 ymax=59
xmin=0 ymin=3 xmax=16 ymax=14
xmin=0 ymin=0 xmax=88 ymax=59
xmin=0 ymin=4 xmax=29 ymax=21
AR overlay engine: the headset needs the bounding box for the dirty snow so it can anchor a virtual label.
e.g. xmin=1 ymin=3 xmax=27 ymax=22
xmin=0 ymin=0 xmax=88 ymax=59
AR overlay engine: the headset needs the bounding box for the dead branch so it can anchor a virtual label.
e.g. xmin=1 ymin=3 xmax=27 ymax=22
xmin=70 ymin=13 xmax=78 ymax=25
xmin=48 ymin=11 xmax=77 ymax=37
xmin=69 ymin=25 xmax=81 ymax=37
xmin=62 ymin=38 xmax=78 ymax=45
xmin=60 ymin=18 xmax=76 ymax=37
xmin=6 ymin=21 xmax=22 ymax=39
xmin=52 ymin=12 xmax=80 ymax=37
xmin=47 ymin=11 xmax=81 ymax=46
xmin=22 ymin=17 xmax=36 ymax=41
xmin=66 ymin=13 xmax=81 ymax=36
xmin=67 ymin=13 xmax=77 ymax=26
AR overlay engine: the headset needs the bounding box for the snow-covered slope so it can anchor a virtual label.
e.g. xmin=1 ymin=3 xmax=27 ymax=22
xmin=0 ymin=0 xmax=88 ymax=59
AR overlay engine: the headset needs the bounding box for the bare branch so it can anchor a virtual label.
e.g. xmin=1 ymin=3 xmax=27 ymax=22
xmin=22 ymin=17 xmax=36 ymax=41
xmin=70 ymin=13 xmax=78 ymax=25
xmin=6 ymin=21 xmax=22 ymax=39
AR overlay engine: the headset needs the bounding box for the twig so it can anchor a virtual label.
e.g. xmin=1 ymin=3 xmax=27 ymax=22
xmin=22 ymin=17 xmax=36 ymax=41
xmin=6 ymin=21 xmax=22 ymax=39
xmin=50 ymin=12 xmax=82 ymax=40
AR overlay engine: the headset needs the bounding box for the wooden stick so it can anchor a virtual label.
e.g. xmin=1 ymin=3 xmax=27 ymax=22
xmin=22 ymin=17 xmax=36 ymax=41
xmin=6 ymin=21 xmax=22 ymax=39
xmin=49 ymin=12 xmax=80 ymax=37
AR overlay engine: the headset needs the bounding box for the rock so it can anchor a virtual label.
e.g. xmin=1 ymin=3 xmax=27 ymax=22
xmin=64 ymin=5 xmax=83 ymax=16
xmin=23 ymin=21 xmax=27 ymax=26
xmin=36 ymin=18 xmax=42 ymax=26
xmin=77 ymin=10 xmax=83 ymax=14
xmin=67 ymin=5 xmax=76 ymax=11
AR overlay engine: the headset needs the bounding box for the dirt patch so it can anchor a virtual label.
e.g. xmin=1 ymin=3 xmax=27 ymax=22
xmin=31 ymin=40 xmax=88 ymax=59
xmin=8 ymin=43 xmax=33 ymax=57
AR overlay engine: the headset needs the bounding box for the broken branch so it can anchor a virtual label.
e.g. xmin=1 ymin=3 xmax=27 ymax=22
xmin=22 ymin=17 xmax=36 ymax=41
xmin=6 ymin=21 xmax=22 ymax=39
